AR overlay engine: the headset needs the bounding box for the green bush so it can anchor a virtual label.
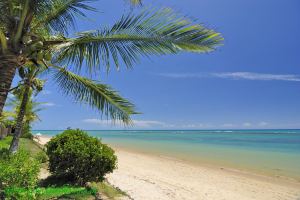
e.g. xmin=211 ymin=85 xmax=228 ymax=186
xmin=46 ymin=129 xmax=117 ymax=185
xmin=21 ymin=132 xmax=34 ymax=139
xmin=0 ymin=149 xmax=41 ymax=190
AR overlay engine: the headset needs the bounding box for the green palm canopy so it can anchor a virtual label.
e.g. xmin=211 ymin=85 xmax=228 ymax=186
xmin=0 ymin=0 xmax=223 ymax=124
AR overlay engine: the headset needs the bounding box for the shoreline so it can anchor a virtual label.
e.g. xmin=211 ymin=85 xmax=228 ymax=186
xmin=109 ymin=143 xmax=300 ymax=183
xmin=112 ymin=145 xmax=300 ymax=185
xmin=36 ymin=135 xmax=300 ymax=200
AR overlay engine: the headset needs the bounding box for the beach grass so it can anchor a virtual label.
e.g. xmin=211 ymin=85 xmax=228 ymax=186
xmin=92 ymin=182 xmax=128 ymax=199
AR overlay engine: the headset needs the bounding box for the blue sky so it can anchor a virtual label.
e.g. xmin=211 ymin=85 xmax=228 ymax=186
xmin=19 ymin=0 xmax=300 ymax=129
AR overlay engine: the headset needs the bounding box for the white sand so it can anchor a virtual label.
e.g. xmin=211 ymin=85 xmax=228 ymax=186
xmin=37 ymin=136 xmax=300 ymax=200
xmin=34 ymin=135 xmax=52 ymax=145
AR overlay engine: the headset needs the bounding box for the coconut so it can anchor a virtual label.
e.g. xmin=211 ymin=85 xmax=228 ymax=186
xmin=44 ymin=52 xmax=52 ymax=61
xmin=37 ymin=51 xmax=44 ymax=60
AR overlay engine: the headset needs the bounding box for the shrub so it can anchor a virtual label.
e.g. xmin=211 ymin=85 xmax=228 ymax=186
xmin=21 ymin=132 xmax=34 ymax=139
xmin=0 ymin=149 xmax=41 ymax=190
xmin=45 ymin=129 xmax=117 ymax=185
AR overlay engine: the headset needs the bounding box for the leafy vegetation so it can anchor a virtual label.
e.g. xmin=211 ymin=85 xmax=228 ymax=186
xmin=0 ymin=136 xmax=11 ymax=149
xmin=0 ymin=137 xmax=42 ymax=199
xmin=0 ymin=133 xmax=127 ymax=200
xmin=0 ymin=149 xmax=41 ymax=190
xmin=0 ymin=111 xmax=15 ymax=128
xmin=46 ymin=129 xmax=117 ymax=185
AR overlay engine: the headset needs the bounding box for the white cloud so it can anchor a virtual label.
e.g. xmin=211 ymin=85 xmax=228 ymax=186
xmin=159 ymin=73 xmax=206 ymax=79
xmin=83 ymin=119 xmax=168 ymax=128
xmin=81 ymin=119 xmax=290 ymax=129
xmin=258 ymin=121 xmax=268 ymax=127
xmin=43 ymin=102 xmax=56 ymax=107
xmin=180 ymin=123 xmax=210 ymax=129
xmin=213 ymin=72 xmax=300 ymax=82
xmin=159 ymin=72 xmax=300 ymax=82
xmin=243 ymin=122 xmax=252 ymax=127
xmin=222 ymin=123 xmax=235 ymax=128
xmin=41 ymin=90 xmax=52 ymax=95
xmin=83 ymin=119 xmax=212 ymax=129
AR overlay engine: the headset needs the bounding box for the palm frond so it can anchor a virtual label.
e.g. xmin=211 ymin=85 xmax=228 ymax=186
xmin=30 ymin=0 xmax=54 ymax=14
xmin=33 ymin=0 xmax=96 ymax=34
xmin=51 ymin=66 xmax=136 ymax=124
xmin=54 ymin=8 xmax=223 ymax=72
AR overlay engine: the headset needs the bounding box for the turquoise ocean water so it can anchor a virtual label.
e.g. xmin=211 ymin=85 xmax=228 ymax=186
xmin=33 ymin=129 xmax=300 ymax=180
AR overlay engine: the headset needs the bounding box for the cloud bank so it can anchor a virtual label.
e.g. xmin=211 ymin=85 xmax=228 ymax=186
xmin=159 ymin=72 xmax=300 ymax=82
xmin=82 ymin=119 xmax=167 ymax=128
xmin=43 ymin=102 xmax=57 ymax=107
xmin=82 ymin=119 xmax=272 ymax=129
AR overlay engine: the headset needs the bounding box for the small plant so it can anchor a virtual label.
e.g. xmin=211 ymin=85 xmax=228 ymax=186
xmin=0 ymin=137 xmax=12 ymax=149
xmin=46 ymin=129 xmax=117 ymax=185
xmin=0 ymin=149 xmax=41 ymax=190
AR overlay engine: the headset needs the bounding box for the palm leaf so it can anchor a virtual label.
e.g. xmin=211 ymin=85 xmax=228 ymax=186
xmin=51 ymin=67 xmax=136 ymax=124
xmin=53 ymin=8 xmax=223 ymax=72
xmin=33 ymin=0 xmax=96 ymax=34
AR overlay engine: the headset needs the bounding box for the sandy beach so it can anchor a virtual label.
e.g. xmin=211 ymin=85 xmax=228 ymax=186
xmin=36 ymin=135 xmax=300 ymax=200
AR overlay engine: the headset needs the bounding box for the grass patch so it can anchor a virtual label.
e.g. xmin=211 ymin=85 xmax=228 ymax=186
xmin=39 ymin=186 xmax=96 ymax=200
xmin=20 ymin=138 xmax=44 ymax=156
xmin=0 ymin=136 xmax=43 ymax=156
xmin=40 ymin=178 xmax=128 ymax=200
xmin=93 ymin=182 xmax=128 ymax=199
xmin=4 ymin=186 xmax=96 ymax=200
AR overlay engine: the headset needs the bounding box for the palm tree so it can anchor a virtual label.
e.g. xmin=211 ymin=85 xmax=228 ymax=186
xmin=0 ymin=1 xmax=223 ymax=127
xmin=7 ymin=65 xmax=43 ymax=151
xmin=9 ymin=63 xmax=135 ymax=152
xmin=6 ymin=86 xmax=44 ymax=137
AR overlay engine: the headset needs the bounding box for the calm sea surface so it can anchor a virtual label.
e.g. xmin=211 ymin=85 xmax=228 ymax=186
xmin=32 ymin=129 xmax=300 ymax=180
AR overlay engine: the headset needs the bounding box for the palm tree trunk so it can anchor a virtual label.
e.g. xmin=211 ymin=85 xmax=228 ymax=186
xmin=9 ymin=82 xmax=30 ymax=153
xmin=0 ymin=63 xmax=17 ymax=117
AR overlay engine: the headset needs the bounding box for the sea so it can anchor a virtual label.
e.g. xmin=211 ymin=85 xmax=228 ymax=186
xmin=32 ymin=129 xmax=300 ymax=180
